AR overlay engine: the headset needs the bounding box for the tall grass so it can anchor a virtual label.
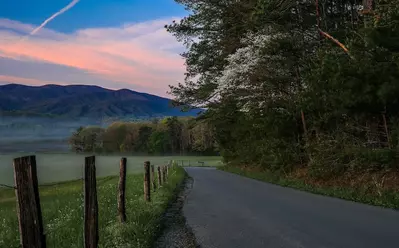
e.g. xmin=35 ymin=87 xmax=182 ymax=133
xmin=0 ymin=166 xmax=186 ymax=248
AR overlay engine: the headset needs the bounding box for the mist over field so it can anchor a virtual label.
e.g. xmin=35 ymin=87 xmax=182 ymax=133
xmin=0 ymin=116 xmax=105 ymax=153
xmin=0 ymin=84 xmax=202 ymax=153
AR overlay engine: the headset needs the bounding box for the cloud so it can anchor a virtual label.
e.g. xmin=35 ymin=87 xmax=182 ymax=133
xmin=0 ymin=18 xmax=67 ymax=40
xmin=0 ymin=75 xmax=69 ymax=86
xmin=0 ymin=17 xmax=185 ymax=96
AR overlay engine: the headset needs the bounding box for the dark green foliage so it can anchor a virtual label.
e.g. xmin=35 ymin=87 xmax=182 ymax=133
xmin=166 ymin=0 xmax=399 ymax=178
xmin=68 ymin=117 xmax=218 ymax=155
xmin=149 ymin=130 xmax=170 ymax=154
xmin=135 ymin=126 xmax=153 ymax=152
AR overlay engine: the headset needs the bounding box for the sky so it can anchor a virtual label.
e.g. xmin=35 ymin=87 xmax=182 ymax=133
xmin=0 ymin=0 xmax=187 ymax=97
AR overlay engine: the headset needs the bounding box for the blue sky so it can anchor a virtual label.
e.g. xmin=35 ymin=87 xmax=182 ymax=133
xmin=0 ymin=0 xmax=186 ymax=32
xmin=0 ymin=0 xmax=188 ymax=96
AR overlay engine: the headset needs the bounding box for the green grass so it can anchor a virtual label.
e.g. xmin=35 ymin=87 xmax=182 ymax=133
xmin=0 ymin=166 xmax=187 ymax=248
xmin=219 ymin=166 xmax=399 ymax=210
xmin=174 ymin=157 xmax=223 ymax=167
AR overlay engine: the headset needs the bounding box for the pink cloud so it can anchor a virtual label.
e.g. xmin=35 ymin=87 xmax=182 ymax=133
xmin=0 ymin=75 xmax=70 ymax=86
xmin=0 ymin=17 xmax=185 ymax=96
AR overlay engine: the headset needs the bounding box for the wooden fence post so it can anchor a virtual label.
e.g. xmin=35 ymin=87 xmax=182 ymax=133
xmin=162 ymin=166 xmax=167 ymax=184
xmin=144 ymin=161 xmax=151 ymax=202
xmin=151 ymin=165 xmax=156 ymax=191
xmin=161 ymin=166 xmax=164 ymax=184
xmin=84 ymin=156 xmax=98 ymax=248
xmin=157 ymin=166 xmax=162 ymax=186
xmin=118 ymin=157 xmax=127 ymax=223
xmin=13 ymin=155 xmax=46 ymax=248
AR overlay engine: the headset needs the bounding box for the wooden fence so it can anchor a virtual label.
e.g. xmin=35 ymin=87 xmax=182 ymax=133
xmin=11 ymin=155 xmax=172 ymax=248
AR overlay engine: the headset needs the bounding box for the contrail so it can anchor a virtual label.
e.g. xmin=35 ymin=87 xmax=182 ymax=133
xmin=17 ymin=0 xmax=79 ymax=44
xmin=29 ymin=0 xmax=80 ymax=36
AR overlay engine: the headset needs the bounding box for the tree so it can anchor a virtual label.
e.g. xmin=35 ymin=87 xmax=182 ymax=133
xmin=166 ymin=0 xmax=399 ymax=175
xmin=68 ymin=126 xmax=84 ymax=153
xmin=148 ymin=130 xmax=169 ymax=154
xmin=166 ymin=0 xmax=260 ymax=109
xmin=68 ymin=118 xmax=218 ymax=155
xmin=68 ymin=126 xmax=104 ymax=153
xmin=102 ymin=123 xmax=128 ymax=153
xmin=165 ymin=117 xmax=183 ymax=154
xmin=135 ymin=125 xmax=153 ymax=152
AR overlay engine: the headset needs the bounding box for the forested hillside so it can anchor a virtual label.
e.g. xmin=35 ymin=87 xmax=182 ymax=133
xmin=0 ymin=84 xmax=201 ymax=118
xmin=165 ymin=0 xmax=399 ymax=178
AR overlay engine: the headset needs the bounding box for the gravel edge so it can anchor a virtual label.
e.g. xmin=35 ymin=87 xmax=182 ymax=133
xmin=153 ymin=173 xmax=200 ymax=248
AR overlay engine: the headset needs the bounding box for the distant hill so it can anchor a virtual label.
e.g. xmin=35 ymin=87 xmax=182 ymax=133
xmin=0 ymin=84 xmax=201 ymax=119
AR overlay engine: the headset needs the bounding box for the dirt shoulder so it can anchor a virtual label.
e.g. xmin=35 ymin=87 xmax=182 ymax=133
xmin=153 ymin=176 xmax=199 ymax=248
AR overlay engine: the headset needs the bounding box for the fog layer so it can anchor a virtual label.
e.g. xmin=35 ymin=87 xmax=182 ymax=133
xmin=0 ymin=116 xmax=105 ymax=153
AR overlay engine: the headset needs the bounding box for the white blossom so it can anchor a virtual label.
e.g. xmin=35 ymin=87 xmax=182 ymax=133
xmin=216 ymin=30 xmax=291 ymax=112
xmin=217 ymin=33 xmax=271 ymax=92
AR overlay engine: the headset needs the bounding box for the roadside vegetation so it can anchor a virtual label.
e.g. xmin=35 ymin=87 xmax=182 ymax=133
xmin=0 ymin=166 xmax=186 ymax=248
xmin=220 ymin=166 xmax=399 ymax=209
xmin=162 ymin=0 xmax=399 ymax=204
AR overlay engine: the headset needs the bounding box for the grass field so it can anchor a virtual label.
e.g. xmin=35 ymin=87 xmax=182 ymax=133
xmin=0 ymin=154 xmax=222 ymax=185
xmin=0 ymin=165 xmax=187 ymax=248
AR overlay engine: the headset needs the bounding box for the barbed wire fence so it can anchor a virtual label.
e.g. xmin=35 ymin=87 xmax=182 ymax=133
xmin=0 ymin=183 xmax=15 ymax=189
xmin=0 ymin=152 xmax=219 ymax=247
xmin=0 ymin=157 xmax=86 ymax=247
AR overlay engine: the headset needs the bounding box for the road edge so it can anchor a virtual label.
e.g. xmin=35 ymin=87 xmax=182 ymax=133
xmin=153 ymin=169 xmax=200 ymax=248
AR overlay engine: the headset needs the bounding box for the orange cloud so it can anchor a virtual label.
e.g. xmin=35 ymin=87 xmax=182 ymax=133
xmin=0 ymin=17 xmax=185 ymax=95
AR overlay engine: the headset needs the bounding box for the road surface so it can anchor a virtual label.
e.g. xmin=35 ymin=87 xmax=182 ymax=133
xmin=183 ymin=167 xmax=399 ymax=248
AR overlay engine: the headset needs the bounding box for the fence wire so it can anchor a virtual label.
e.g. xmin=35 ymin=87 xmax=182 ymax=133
xmin=0 ymin=154 xmax=220 ymax=247
xmin=0 ymin=183 xmax=15 ymax=189
xmin=0 ymin=179 xmax=86 ymax=189
xmin=0 ymin=176 xmax=84 ymax=247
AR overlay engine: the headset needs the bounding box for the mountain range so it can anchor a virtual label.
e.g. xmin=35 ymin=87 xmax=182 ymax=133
xmin=0 ymin=84 xmax=200 ymax=119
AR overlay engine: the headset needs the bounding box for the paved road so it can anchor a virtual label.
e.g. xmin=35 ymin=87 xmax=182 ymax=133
xmin=183 ymin=167 xmax=399 ymax=248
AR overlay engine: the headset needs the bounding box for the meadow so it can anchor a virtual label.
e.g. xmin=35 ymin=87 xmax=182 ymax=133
xmin=0 ymin=165 xmax=187 ymax=248
xmin=0 ymin=154 xmax=222 ymax=185
xmin=0 ymin=154 xmax=221 ymax=248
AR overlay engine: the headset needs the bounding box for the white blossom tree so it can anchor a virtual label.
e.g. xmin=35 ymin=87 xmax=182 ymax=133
xmin=216 ymin=30 xmax=296 ymax=113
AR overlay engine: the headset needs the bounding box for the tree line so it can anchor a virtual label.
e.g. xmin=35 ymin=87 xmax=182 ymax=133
xmin=165 ymin=0 xmax=399 ymax=177
xmin=68 ymin=117 xmax=217 ymax=155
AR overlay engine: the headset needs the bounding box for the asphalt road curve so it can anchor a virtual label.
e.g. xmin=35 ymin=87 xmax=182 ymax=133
xmin=183 ymin=167 xmax=399 ymax=248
